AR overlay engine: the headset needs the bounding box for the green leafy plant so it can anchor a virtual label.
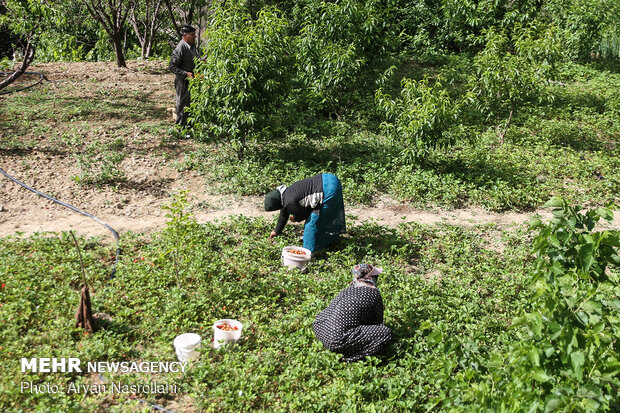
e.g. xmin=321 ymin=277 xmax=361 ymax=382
xmin=468 ymin=24 xmax=563 ymax=144
xmin=511 ymin=198 xmax=620 ymax=410
xmin=72 ymin=142 xmax=126 ymax=186
xmin=189 ymin=2 xmax=292 ymax=160
xmin=1 ymin=215 xmax=536 ymax=411
xmin=293 ymin=0 xmax=396 ymax=118
xmin=544 ymin=0 xmax=620 ymax=61
xmin=160 ymin=190 xmax=200 ymax=287
xmin=442 ymin=198 xmax=620 ymax=411
xmin=376 ymin=75 xmax=458 ymax=163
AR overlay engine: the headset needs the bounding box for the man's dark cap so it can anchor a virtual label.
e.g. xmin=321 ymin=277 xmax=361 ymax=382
xmin=181 ymin=25 xmax=196 ymax=34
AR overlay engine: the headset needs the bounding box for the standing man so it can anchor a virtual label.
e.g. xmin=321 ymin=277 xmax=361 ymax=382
xmin=169 ymin=25 xmax=198 ymax=128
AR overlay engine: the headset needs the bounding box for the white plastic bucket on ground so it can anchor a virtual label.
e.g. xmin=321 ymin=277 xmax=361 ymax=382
xmin=213 ymin=319 xmax=243 ymax=349
xmin=281 ymin=246 xmax=312 ymax=271
xmin=174 ymin=333 xmax=201 ymax=362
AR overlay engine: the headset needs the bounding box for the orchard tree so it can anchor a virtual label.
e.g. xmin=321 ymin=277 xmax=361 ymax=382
xmin=128 ymin=0 xmax=166 ymax=58
xmin=82 ymin=0 xmax=131 ymax=67
xmin=469 ymin=24 xmax=563 ymax=144
xmin=376 ymin=76 xmax=458 ymax=164
xmin=294 ymin=0 xmax=397 ymax=118
xmin=0 ymin=0 xmax=53 ymax=90
xmin=438 ymin=0 xmax=546 ymax=52
xmin=189 ymin=3 xmax=291 ymax=159
xmin=544 ymin=0 xmax=620 ymax=61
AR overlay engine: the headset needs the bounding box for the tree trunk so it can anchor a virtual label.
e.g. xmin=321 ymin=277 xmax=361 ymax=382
xmin=498 ymin=105 xmax=514 ymax=146
xmin=163 ymin=0 xmax=180 ymax=36
xmin=112 ymin=35 xmax=127 ymax=68
xmin=82 ymin=0 xmax=130 ymax=68
xmin=0 ymin=40 xmax=35 ymax=91
xmin=129 ymin=0 xmax=164 ymax=59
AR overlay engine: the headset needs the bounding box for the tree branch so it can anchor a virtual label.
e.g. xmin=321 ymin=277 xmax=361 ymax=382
xmin=163 ymin=0 xmax=180 ymax=36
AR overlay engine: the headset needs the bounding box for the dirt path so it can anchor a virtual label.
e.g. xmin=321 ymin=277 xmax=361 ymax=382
xmin=1 ymin=159 xmax=604 ymax=241
xmin=0 ymin=180 xmax=558 ymax=240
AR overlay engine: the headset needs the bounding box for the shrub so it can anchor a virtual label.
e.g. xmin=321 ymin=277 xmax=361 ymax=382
xmin=468 ymin=24 xmax=563 ymax=143
xmin=543 ymin=0 xmax=620 ymax=61
xmin=375 ymin=75 xmax=458 ymax=163
xmin=434 ymin=0 xmax=546 ymax=53
xmin=443 ymin=198 xmax=620 ymax=411
xmin=189 ymin=2 xmax=292 ymax=159
xmin=293 ymin=0 xmax=397 ymax=117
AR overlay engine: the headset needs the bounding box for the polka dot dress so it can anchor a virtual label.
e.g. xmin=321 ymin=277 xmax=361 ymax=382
xmin=313 ymin=284 xmax=392 ymax=362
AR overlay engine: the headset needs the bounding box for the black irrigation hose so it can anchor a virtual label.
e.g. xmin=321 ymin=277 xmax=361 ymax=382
xmin=0 ymin=71 xmax=45 ymax=95
xmin=139 ymin=399 xmax=177 ymax=413
xmin=0 ymin=168 xmax=181 ymax=410
xmin=0 ymin=167 xmax=120 ymax=278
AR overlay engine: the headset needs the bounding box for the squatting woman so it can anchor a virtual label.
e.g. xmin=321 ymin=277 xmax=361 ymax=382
xmin=313 ymin=264 xmax=392 ymax=362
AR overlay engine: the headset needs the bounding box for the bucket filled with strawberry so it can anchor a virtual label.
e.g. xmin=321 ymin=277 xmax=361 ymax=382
xmin=281 ymin=246 xmax=312 ymax=271
xmin=212 ymin=319 xmax=243 ymax=349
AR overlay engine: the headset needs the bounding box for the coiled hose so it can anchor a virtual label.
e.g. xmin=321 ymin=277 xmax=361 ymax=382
xmin=0 ymin=71 xmax=44 ymax=95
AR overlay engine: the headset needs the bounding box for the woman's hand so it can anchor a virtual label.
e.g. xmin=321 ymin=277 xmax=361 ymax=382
xmin=270 ymin=231 xmax=278 ymax=239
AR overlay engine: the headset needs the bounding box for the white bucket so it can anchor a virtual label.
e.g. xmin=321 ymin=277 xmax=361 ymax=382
xmin=281 ymin=246 xmax=312 ymax=271
xmin=173 ymin=333 xmax=201 ymax=362
xmin=213 ymin=319 xmax=243 ymax=349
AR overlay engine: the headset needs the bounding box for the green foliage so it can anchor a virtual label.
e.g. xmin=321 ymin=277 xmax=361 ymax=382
xmin=189 ymin=58 xmax=620 ymax=211
xmin=544 ymin=0 xmax=620 ymax=61
xmin=189 ymin=0 xmax=397 ymax=157
xmin=442 ymin=199 xmax=620 ymax=411
xmin=0 ymin=0 xmax=53 ymax=37
xmin=159 ymin=190 xmax=201 ymax=287
xmin=468 ymin=24 xmax=563 ymax=142
xmin=507 ymin=200 xmax=620 ymax=409
xmin=0 ymin=57 xmax=12 ymax=70
xmin=72 ymin=140 xmax=127 ymax=186
xmin=384 ymin=0 xmax=442 ymax=54
xmin=376 ymin=75 xmax=458 ymax=163
xmin=189 ymin=3 xmax=291 ymax=159
xmin=293 ymin=0 xmax=397 ymax=116
xmin=0 ymin=214 xmax=535 ymax=411
xmin=439 ymin=0 xmax=542 ymax=52
xmin=34 ymin=1 xmax=100 ymax=62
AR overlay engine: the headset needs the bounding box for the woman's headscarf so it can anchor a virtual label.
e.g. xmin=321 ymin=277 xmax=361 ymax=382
xmin=264 ymin=185 xmax=287 ymax=211
xmin=352 ymin=263 xmax=383 ymax=288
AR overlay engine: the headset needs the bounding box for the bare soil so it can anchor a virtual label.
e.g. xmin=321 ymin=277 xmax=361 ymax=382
xmin=1 ymin=61 xmax=617 ymax=243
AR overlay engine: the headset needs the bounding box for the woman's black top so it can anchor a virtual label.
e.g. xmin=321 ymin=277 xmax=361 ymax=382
xmin=274 ymin=174 xmax=324 ymax=234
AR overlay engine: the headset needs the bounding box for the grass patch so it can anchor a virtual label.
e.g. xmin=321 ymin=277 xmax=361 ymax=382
xmin=1 ymin=60 xmax=617 ymax=211
xmin=0 ymin=216 xmax=533 ymax=411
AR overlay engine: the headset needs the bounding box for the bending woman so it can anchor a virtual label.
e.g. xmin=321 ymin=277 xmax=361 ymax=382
xmin=313 ymin=264 xmax=392 ymax=362
xmin=264 ymin=173 xmax=346 ymax=252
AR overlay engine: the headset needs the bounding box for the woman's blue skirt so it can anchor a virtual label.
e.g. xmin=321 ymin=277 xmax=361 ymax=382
xmin=303 ymin=174 xmax=346 ymax=252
